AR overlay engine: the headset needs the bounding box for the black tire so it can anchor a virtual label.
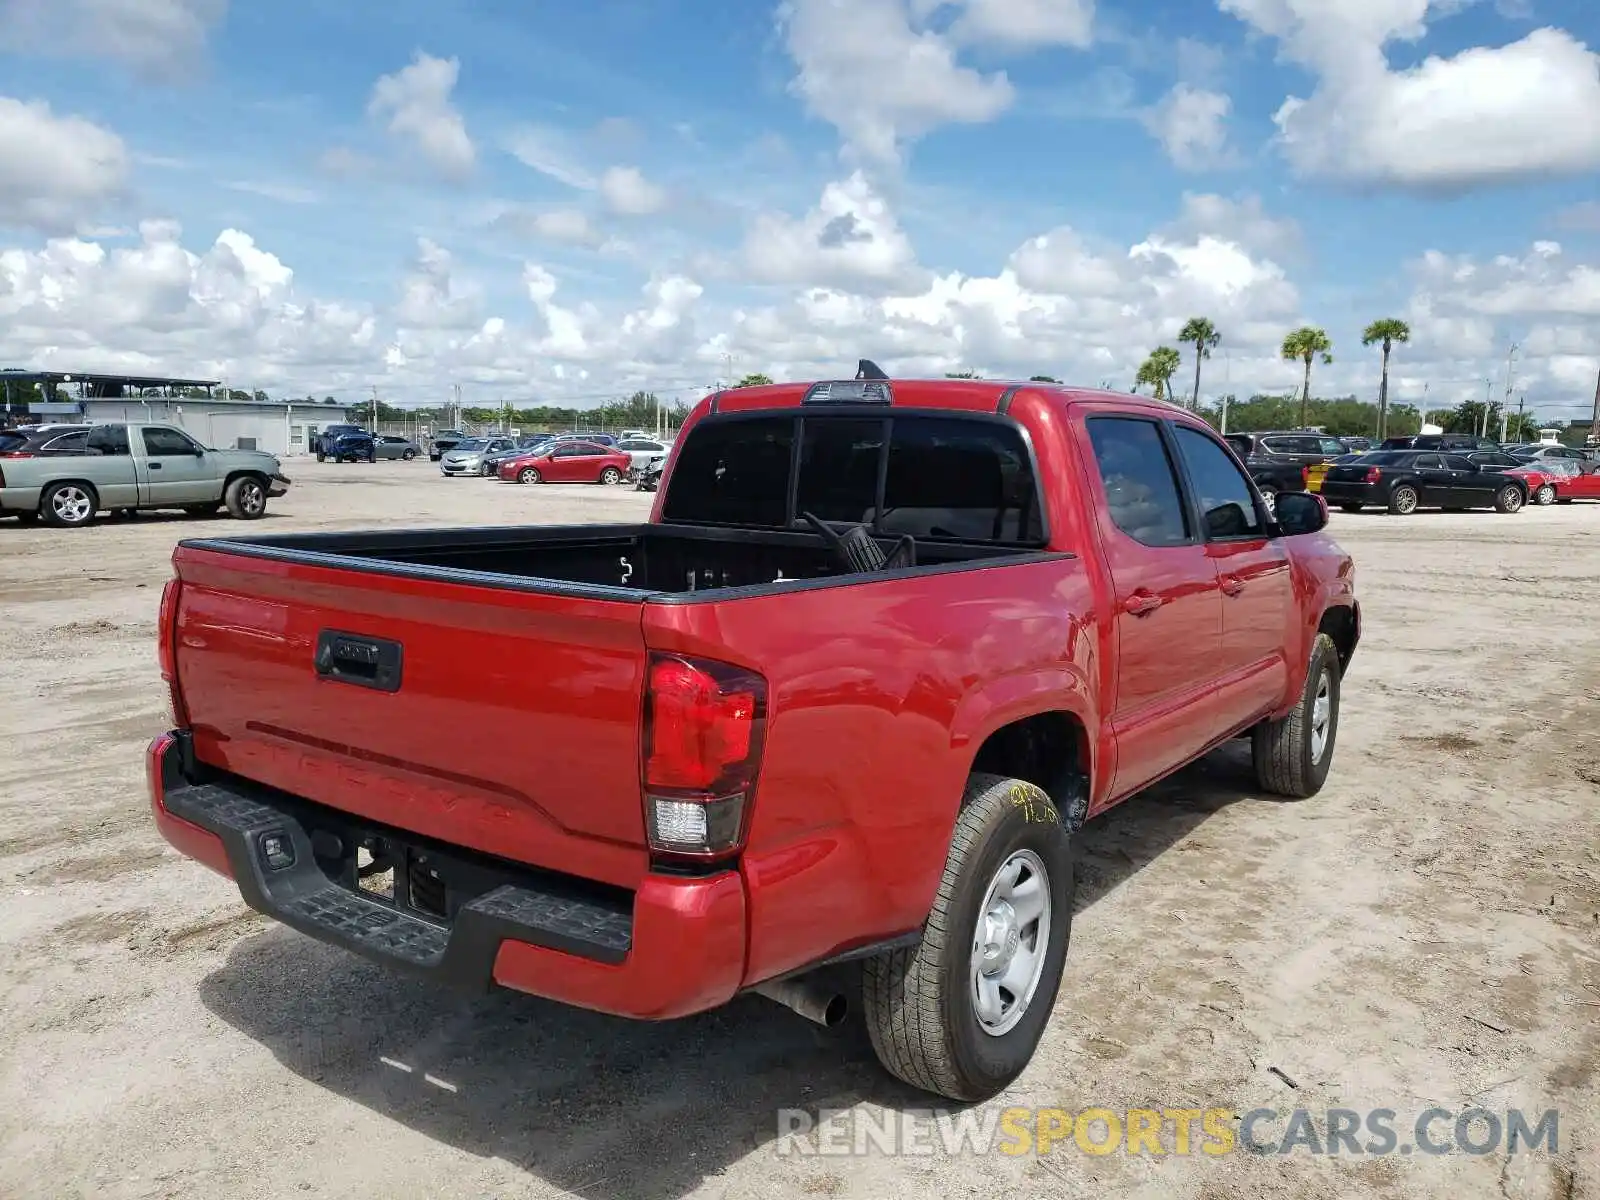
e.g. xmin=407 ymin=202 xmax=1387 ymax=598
xmin=316 ymin=452 xmax=326 ymax=463
xmin=1494 ymin=484 xmax=1525 ymax=513
xmin=1533 ymin=483 xmax=1556 ymax=506
xmin=39 ymin=481 xmax=98 ymax=528
xmin=599 ymin=466 xmax=623 ymax=485
xmin=402 ymin=449 xmax=416 ymax=461
xmin=429 ymin=454 xmax=440 ymax=462
xmin=862 ymin=773 xmax=1073 ymax=1102
xmin=1252 ymin=631 xmax=1340 ymax=799
xmin=366 ymin=453 xmax=376 ymax=463
xmin=1387 ymin=484 xmax=1419 ymax=515
xmin=1339 ymin=503 xmax=1362 ymax=513
xmin=519 ymin=467 xmax=541 ymax=484
xmin=224 ymin=475 xmax=268 ymax=520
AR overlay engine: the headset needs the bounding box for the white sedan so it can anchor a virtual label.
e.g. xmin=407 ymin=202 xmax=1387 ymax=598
xmin=617 ymin=437 xmax=669 ymax=472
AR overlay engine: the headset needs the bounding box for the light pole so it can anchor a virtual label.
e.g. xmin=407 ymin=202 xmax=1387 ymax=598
xmin=1499 ymin=342 xmax=1518 ymax=443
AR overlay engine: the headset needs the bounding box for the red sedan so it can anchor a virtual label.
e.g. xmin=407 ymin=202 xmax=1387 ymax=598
xmin=1509 ymin=460 xmax=1600 ymax=505
xmin=499 ymin=441 xmax=630 ymax=485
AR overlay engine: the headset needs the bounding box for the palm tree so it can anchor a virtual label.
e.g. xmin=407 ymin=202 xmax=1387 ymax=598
xmin=1281 ymin=326 xmax=1333 ymax=429
xmin=1177 ymin=317 xmax=1221 ymax=409
xmin=1361 ymin=319 xmax=1410 ymax=440
xmin=1136 ymin=347 xmax=1182 ymax=401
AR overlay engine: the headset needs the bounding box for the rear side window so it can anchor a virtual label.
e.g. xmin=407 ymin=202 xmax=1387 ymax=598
xmin=87 ymin=425 xmax=130 ymax=456
xmin=796 ymin=418 xmax=884 ymax=523
xmin=877 ymin=417 xmax=1042 ymax=543
xmin=42 ymin=431 xmax=89 ymax=451
xmin=1085 ymin=417 xmax=1191 ymax=547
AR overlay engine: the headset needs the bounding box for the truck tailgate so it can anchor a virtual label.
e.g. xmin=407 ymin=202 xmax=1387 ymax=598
xmin=170 ymin=545 xmax=651 ymax=888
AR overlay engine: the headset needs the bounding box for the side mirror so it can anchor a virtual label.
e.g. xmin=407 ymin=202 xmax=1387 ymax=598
xmin=1275 ymin=491 xmax=1327 ymax=535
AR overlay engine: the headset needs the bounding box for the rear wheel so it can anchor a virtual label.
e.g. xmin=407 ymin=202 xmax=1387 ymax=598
xmin=402 ymin=449 xmax=416 ymax=461
xmin=1494 ymin=484 xmax=1524 ymax=514
xmin=519 ymin=467 xmax=541 ymax=484
xmin=1252 ymin=631 xmax=1340 ymax=799
xmin=599 ymin=466 xmax=623 ymax=485
xmin=1387 ymin=485 xmax=1419 ymax=515
xmin=225 ymin=475 xmax=267 ymax=520
xmin=40 ymin=482 xmax=98 ymax=528
xmin=862 ymin=773 xmax=1073 ymax=1102
xmin=316 ymin=452 xmax=327 ymax=463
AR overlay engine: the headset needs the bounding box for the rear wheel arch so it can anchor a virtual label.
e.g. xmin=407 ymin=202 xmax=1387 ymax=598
xmin=969 ymin=710 xmax=1092 ymax=832
xmin=1317 ymin=603 xmax=1359 ymax=676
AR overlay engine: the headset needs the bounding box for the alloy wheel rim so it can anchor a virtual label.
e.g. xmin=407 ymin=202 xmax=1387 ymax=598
xmin=52 ymin=487 xmax=91 ymax=523
xmin=1309 ymin=670 xmax=1332 ymax=763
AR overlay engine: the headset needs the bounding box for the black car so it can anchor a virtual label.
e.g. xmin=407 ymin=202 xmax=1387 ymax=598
xmin=1320 ymin=450 xmax=1529 ymax=515
xmin=1381 ymin=433 xmax=1503 ymax=454
xmin=0 ymin=425 xmax=93 ymax=457
xmin=1221 ymin=433 xmax=1323 ymax=512
xmin=1225 ymin=430 xmax=1349 ymax=467
xmin=314 ymin=425 xmax=376 ymax=462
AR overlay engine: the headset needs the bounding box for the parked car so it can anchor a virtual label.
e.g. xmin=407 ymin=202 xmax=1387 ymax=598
xmin=481 ymin=436 xmax=555 ymax=477
xmin=147 ymin=371 xmax=1359 ymax=1102
xmin=1464 ymin=451 xmax=1526 ymax=474
xmin=617 ymin=436 xmax=669 ymax=473
xmin=314 ymin=425 xmax=375 ymax=463
xmin=1509 ymin=443 xmax=1597 ymax=474
xmin=0 ymin=421 xmax=289 ymax=527
xmin=427 ymin=429 xmax=468 ymax=462
xmin=374 ymin=435 xmax=421 ymax=461
xmin=0 ymin=425 xmax=95 ymax=459
xmin=498 ymin=440 xmax=630 ymax=484
xmin=1383 ymin=434 xmax=1503 ymax=454
xmin=634 ymin=456 xmax=664 ymax=492
xmin=1338 ymin=437 xmax=1373 ymax=453
xmin=1319 ymin=450 xmax=1528 ymax=514
xmin=439 ymin=436 xmax=516 ymax=477
xmin=551 ymin=431 xmax=620 ymax=447
xmin=1221 ymin=434 xmax=1312 ymax=512
xmin=1226 ymin=431 xmax=1349 ymax=468
xmin=1508 ymin=458 xmax=1600 ymax=505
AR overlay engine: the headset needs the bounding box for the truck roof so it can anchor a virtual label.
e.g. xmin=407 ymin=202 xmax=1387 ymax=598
xmin=700 ymin=372 xmax=1184 ymax=419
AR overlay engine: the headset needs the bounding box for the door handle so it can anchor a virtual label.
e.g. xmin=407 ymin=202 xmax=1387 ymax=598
xmin=1123 ymin=591 xmax=1164 ymax=616
xmin=1219 ymin=574 xmax=1244 ymax=596
xmin=149 ymin=462 xmax=162 ymax=470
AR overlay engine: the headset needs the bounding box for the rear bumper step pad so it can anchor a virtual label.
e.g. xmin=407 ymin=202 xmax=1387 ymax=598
xmin=162 ymin=776 xmax=634 ymax=987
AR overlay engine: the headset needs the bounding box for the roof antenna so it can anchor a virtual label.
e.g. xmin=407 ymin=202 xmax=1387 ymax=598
xmin=855 ymin=359 xmax=888 ymax=381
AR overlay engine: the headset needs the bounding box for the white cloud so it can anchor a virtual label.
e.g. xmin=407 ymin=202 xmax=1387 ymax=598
xmin=368 ymin=52 xmax=475 ymax=179
xmin=780 ymin=0 xmax=1014 ymax=163
xmin=394 ymin=238 xmax=482 ymax=330
xmin=0 ymin=97 xmax=128 ymax=232
xmin=1143 ymin=84 xmax=1234 ymax=170
xmin=1219 ymin=1 xmax=1600 ymax=189
xmin=224 ymin=180 xmax=320 ymax=204
xmin=927 ymin=0 xmax=1096 ymax=48
xmin=0 ymin=0 xmax=226 ymax=73
xmin=505 ymin=126 xmax=597 ymax=189
xmin=599 ymin=166 xmax=667 ymax=215
xmin=741 ymin=171 xmax=927 ymax=293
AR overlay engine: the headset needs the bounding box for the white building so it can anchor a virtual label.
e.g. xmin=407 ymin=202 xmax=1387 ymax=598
xmin=80 ymin=396 xmax=357 ymax=457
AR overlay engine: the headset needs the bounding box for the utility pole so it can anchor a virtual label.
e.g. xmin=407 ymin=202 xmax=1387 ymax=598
xmin=1589 ymin=363 xmax=1600 ymax=447
xmin=370 ymin=385 xmax=379 ymax=431
xmin=1220 ymin=348 xmax=1231 ymax=433
xmin=1499 ymin=341 xmax=1518 ymax=443
xmin=1420 ymin=382 xmax=1429 ymax=432
xmin=1481 ymin=378 xmax=1492 ymax=438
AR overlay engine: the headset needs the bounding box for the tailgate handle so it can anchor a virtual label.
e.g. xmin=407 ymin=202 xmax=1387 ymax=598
xmin=314 ymin=630 xmax=403 ymax=693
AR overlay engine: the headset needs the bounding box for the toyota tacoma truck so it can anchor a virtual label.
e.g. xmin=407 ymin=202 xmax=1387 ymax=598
xmin=147 ymin=367 xmax=1359 ymax=1102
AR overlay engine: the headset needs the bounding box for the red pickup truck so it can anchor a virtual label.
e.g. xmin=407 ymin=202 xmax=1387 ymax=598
xmin=147 ymin=368 xmax=1359 ymax=1102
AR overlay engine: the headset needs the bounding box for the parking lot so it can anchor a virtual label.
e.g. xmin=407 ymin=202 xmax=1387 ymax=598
xmin=2 ymin=459 xmax=1597 ymax=1199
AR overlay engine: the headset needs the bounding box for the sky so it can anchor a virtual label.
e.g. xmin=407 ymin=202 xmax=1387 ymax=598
xmin=0 ymin=0 xmax=1597 ymax=422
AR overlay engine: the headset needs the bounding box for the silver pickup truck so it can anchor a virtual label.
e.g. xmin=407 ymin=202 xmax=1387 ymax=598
xmin=0 ymin=421 xmax=290 ymax=528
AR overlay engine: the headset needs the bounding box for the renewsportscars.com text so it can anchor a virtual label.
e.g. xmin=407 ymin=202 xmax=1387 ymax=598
xmin=775 ymin=1106 xmax=1560 ymax=1158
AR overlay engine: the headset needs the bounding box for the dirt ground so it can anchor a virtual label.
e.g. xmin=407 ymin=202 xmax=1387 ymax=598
xmin=2 ymin=460 xmax=1597 ymax=1200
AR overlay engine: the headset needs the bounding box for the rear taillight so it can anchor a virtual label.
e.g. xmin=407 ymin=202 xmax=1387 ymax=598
xmin=1301 ymin=466 xmax=1310 ymax=484
xmin=157 ymin=577 xmax=189 ymax=726
xmin=0 ymin=451 xmax=35 ymax=458
xmin=641 ymin=653 xmax=767 ymax=862
xmin=1364 ymin=467 xmax=1382 ymax=483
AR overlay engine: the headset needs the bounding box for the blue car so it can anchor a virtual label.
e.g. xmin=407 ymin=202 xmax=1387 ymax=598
xmin=315 ymin=425 xmax=376 ymax=462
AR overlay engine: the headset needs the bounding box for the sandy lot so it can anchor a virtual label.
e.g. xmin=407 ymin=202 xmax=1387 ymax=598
xmin=2 ymin=460 xmax=1596 ymax=1200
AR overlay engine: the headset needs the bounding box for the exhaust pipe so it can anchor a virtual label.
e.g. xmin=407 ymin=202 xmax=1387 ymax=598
xmin=754 ymin=977 xmax=849 ymax=1027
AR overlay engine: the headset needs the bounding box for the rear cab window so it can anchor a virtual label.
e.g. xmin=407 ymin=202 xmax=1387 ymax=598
xmin=661 ymin=412 xmax=1046 ymax=545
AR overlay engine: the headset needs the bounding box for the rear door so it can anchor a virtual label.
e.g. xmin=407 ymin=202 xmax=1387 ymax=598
xmin=1408 ymin=454 xmax=1451 ymax=504
xmin=1169 ymin=422 xmax=1294 ymax=737
xmin=1078 ymin=413 xmax=1225 ymax=799
xmin=171 ymin=546 xmax=653 ymax=885
xmin=1442 ymin=453 xmax=1496 ymax=505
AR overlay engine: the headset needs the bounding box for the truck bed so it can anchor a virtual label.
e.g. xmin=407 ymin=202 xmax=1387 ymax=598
xmin=178 ymin=521 xmax=1038 ymax=599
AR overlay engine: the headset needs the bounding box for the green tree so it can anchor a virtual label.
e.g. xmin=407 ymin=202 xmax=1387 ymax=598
xmin=1029 ymin=374 xmax=1060 ymax=383
xmin=733 ymin=373 xmax=773 ymax=388
xmin=1177 ymin=317 xmax=1221 ymax=409
xmin=1361 ymin=319 xmax=1410 ymax=440
xmin=1281 ymin=326 xmax=1334 ymax=430
xmin=945 ymin=369 xmax=980 ymax=378
xmin=1136 ymin=347 xmax=1181 ymax=401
